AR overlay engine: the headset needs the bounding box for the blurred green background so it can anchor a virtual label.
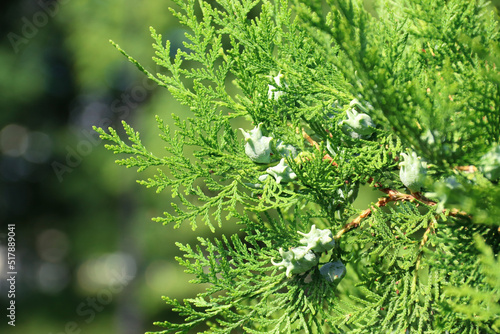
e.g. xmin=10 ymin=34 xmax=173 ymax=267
xmin=0 ymin=0 xmax=228 ymax=333
xmin=1 ymin=1 xmax=500 ymax=334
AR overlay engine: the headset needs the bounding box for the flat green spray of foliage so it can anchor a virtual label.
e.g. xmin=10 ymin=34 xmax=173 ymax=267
xmin=95 ymin=0 xmax=500 ymax=332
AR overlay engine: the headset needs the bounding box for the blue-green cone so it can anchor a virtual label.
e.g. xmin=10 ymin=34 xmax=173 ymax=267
xmin=399 ymin=151 xmax=427 ymax=192
xmin=271 ymin=246 xmax=318 ymax=278
xmin=240 ymin=123 xmax=273 ymax=163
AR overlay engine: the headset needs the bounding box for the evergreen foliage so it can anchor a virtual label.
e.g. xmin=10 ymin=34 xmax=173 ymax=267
xmin=95 ymin=0 xmax=500 ymax=332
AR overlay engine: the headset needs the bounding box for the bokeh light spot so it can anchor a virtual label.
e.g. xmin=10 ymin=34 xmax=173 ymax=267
xmin=0 ymin=124 xmax=29 ymax=157
xmin=37 ymin=262 xmax=70 ymax=294
xmin=77 ymin=252 xmax=136 ymax=293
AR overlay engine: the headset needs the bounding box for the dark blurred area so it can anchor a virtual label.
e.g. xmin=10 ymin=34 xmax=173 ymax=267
xmin=0 ymin=0 xmax=223 ymax=333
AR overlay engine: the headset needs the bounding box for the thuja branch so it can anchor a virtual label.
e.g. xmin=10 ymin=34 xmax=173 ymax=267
xmin=334 ymin=189 xmax=435 ymax=240
xmin=100 ymin=1 xmax=500 ymax=331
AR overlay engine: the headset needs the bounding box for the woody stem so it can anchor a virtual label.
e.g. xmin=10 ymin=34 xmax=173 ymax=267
xmin=299 ymin=128 xmax=338 ymax=166
xmin=334 ymin=188 xmax=467 ymax=240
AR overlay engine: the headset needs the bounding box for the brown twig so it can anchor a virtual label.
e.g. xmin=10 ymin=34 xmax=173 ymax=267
xmin=334 ymin=188 xmax=468 ymax=239
xmin=301 ymin=128 xmax=320 ymax=150
xmin=334 ymin=192 xmax=394 ymax=239
xmin=411 ymin=219 xmax=435 ymax=293
xmin=300 ymin=128 xmax=338 ymax=167
xmin=454 ymin=165 xmax=477 ymax=173
xmin=448 ymin=208 xmax=470 ymax=217
xmin=334 ymin=208 xmax=371 ymax=240
xmin=420 ymin=224 xmax=433 ymax=249
xmin=412 ymin=192 xmax=469 ymax=218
